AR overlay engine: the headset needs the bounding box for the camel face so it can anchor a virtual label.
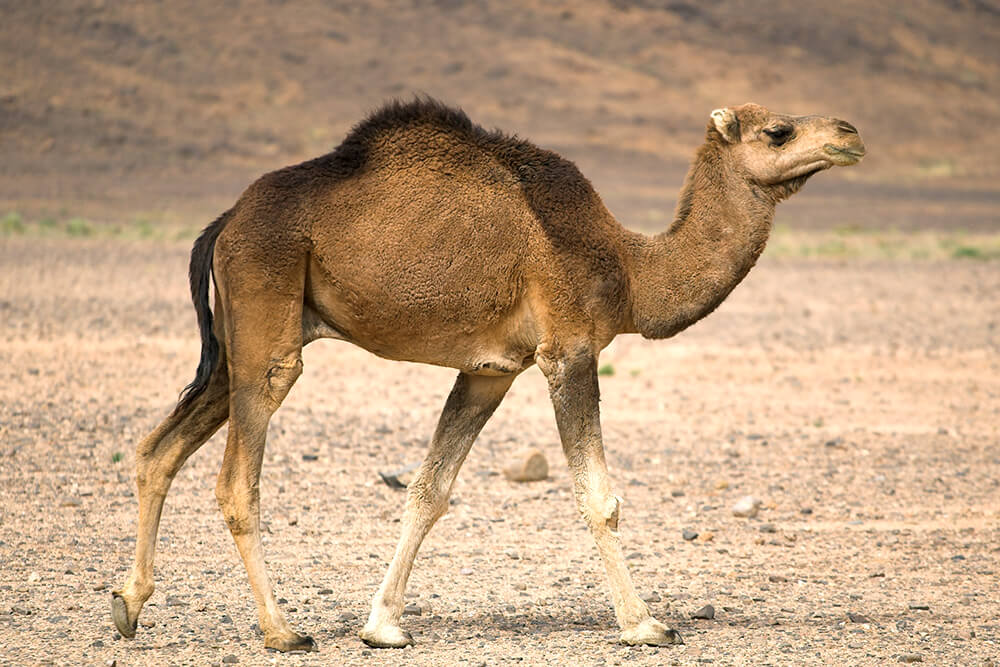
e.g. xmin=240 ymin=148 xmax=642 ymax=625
xmin=711 ymin=103 xmax=866 ymax=187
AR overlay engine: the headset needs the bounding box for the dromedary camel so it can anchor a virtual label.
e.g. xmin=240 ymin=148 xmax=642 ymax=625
xmin=111 ymin=98 xmax=865 ymax=652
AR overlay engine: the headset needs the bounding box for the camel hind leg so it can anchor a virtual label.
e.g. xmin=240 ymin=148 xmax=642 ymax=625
xmin=111 ymin=348 xmax=230 ymax=638
xmin=212 ymin=253 xmax=315 ymax=652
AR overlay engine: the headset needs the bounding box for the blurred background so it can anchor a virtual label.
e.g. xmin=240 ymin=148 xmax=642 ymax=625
xmin=2 ymin=0 xmax=998 ymax=235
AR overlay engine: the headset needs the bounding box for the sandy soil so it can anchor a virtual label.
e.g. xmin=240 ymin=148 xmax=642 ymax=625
xmin=1 ymin=237 xmax=998 ymax=666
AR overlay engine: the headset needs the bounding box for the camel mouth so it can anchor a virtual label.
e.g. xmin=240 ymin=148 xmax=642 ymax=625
xmin=824 ymin=144 xmax=866 ymax=165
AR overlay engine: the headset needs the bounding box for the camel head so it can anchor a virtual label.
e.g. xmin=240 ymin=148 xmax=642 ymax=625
xmin=708 ymin=103 xmax=865 ymax=198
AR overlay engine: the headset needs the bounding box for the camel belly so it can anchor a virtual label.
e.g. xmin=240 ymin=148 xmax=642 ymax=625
xmin=304 ymin=254 xmax=538 ymax=373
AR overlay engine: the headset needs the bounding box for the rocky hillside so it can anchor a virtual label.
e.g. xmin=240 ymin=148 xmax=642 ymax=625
xmin=2 ymin=0 xmax=998 ymax=229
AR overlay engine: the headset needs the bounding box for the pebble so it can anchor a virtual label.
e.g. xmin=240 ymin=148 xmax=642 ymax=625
xmin=731 ymin=496 xmax=762 ymax=518
xmin=641 ymin=591 xmax=661 ymax=603
xmin=847 ymin=612 xmax=871 ymax=623
xmin=682 ymin=529 xmax=698 ymax=541
xmin=768 ymin=574 xmax=788 ymax=583
xmin=759 ymin=523 xmax=776 ymax=533
xmin=898 ymin=654 xmax=923 ymax=663
xmin=318 ymin=588 xmax=333 ymax=595
xmin=513 ymin=582 xmax=527 ymax=591
xmin=503 ymin=448 xmax=549 ymax=483
xmin=222 ymin=655 xmax=239 ymax=664
xmin=166 ymin=596 xmax=187 ymax=607
xmin=698 ymin=531 xmax=715 ymax=542
xmin=337 ymin=611 xmax=357 ymax=621
xmin=908 ymin=603 xmax=930 ymax=611
xmin=691 ymin=604 xmax=715 ymax=620
xmin=379 ymin=462 xmax=420 ymax=489
xmin=27 ymin=572 xmax=40 ymax=583
xmin=403 ymin=603 xmax=422 ymax=616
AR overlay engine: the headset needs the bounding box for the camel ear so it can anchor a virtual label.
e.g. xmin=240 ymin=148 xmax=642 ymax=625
xmin=710 ymin=108 xmax=740 ymax=143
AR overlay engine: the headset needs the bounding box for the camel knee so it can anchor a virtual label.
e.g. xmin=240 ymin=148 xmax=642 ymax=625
xmin=215 ymin=479 xmax=255 ymax=535
xmin=405 ymin=477 xmax=450 ymax=522
xmin=577 ymin=492 xmax=622 ymax=534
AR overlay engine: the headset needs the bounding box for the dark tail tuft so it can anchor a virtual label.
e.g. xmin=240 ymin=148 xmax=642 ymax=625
xmin=175 ymin=210 xmax=230 ymax=412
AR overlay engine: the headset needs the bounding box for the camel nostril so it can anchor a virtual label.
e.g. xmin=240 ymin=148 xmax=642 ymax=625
xmin=837 ymin=121 xmax=859 ymax=135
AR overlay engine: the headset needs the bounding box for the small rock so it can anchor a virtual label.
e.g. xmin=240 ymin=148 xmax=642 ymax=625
xmin=512 ymin=582 xmax=527 ymax=591
xmin=691 ymin=604 xmax=715 ymax=620
xmin=61 ymin=497 xmax=82 ymax=508
xmin=670 ymin=490 xmax=685 ymax=498
xmin=908 ymin=603 xmax=930 ymax=611
xmin=824 ymin=437 xmax=846 ymax=449
xmin=503 ymin=549 xmax=520 ymax=560
xmin=403 ymin=603 xmax=422 ymax=616
xmin=166 ymin=596 xmax=186 ymax=607
xmin=27 ymin=572 xmax=40 ymax=583
xmin=91 ymin=640 xmax=105 ymax=648
xmin=301 ymin=453 xmax=318 ymax=461
xmin=222 ymin=655 xmax=239 ymax=664
xmin=287 ymin=517 xmax=298 ymax=526
xmin=698 ymin=531 xmax=715 ymax=543
xmin=768 ymin=574 xmax=788 ymax=583
xmin=759 ymin=523 xmax=776 ymax=533
xmin=800 ymin=507 xmax=813 ymax=515
xmin=731 ymin=496 xmax=762 ymax=518
xmin=640 ymin=591 xmax=661 ymax=603
xmin=898 ymin=654 xmax=923 ymax=663
xmin=337 ymin=611 xmax=357 ymax=621
xmin=379 ymin=462 xmax=420 ymax=489
xmin=318 ymin=588 xmax=333 ymax=595
xmin=682 ymin=529 xmax=698 ymax=541
xmin=847 ymin=611 xmax=871 ymax=623
xmin=460 ymin=567 xmax=474 ymax=575
xmin=502 ymin=448 xmax=548 ymax=483
xmin=140 ymin=619 xmax=156 ymax=628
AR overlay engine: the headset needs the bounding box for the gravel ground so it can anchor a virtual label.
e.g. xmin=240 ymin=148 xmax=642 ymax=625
xmin=1 ymin=237 xmax=998 ymax=666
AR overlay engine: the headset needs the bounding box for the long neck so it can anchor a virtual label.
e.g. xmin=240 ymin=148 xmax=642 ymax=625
xmin=625 ymin=139 xmax=776 ymax=339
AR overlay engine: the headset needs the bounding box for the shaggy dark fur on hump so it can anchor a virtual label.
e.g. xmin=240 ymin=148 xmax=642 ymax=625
xmin=323 ymin=97 xmax=502 ymax=176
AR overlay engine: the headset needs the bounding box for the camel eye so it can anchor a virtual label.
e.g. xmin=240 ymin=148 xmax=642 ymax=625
xmin=763 ymin=126 xmax=793 ymax=145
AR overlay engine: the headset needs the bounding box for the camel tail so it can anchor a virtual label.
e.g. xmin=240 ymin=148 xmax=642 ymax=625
xmin=175 ymin=210 xmax=230 ymax=412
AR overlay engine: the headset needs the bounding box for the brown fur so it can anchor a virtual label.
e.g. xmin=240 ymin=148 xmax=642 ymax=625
xmin=112 ymin=98 xmax=865 ymax=652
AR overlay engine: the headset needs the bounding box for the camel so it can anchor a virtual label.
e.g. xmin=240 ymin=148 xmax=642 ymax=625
xmin=111 ymin=98 xmax=865 ymax=652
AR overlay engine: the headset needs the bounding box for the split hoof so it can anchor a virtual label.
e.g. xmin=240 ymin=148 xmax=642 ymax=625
xmin=110 ymin=592 xmax=138 ymax=639
xmin=620 ymin=618 xmax=684 ymax=647
xmin=359 ymin=623 xmax=414 ymax=648
xmin=264 ymin=631 xmax=318 ymax=653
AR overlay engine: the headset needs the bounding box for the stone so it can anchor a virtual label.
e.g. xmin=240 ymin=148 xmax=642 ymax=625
xmin=698 ymin=531 xmax=715 ymax=542
xmin=731 ymin=496 xmax=762 ymax=518
xmin=847 ymin=611 xmax=871 ymax=623
xmin=403 ymin=603 xmax=422 ymax=616
xmin=222 ymin=655 xmax=239 ymax=664
xmin=898 ymin=654 xmax=923 ymax=663
xmin=691 ymin=604 xmax=715 ymax=620
xmin=682 ymin=529 xmax=698 ymax=541
xmin=379 ymin=462 xmax=421 ymax=489
xmin=640 ymin=591 xmax=661 ymax=603
xmin=337 ymin=611 xmax=357 ymax=621
xmin=759 ymin=523 xmax=777 ymax=533
xmin=908 ymin=603 xmax=930 ymax=611
xmin=503 ymin=448 xmax=548 ymax=483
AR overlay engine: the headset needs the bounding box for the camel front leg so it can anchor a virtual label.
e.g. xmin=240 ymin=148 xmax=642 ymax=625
xmin=361 ymin=372 xmax=515 ymax=648
xmin=538 ymin=346 xmax=682 ymax=646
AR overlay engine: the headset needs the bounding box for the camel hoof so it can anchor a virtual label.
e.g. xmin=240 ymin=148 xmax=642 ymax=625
xmin=359 ymin=623 xmax=414 ymax=648
xmin=264 ymin=632 xmax=318 ymax=653
xmin=620 ymin=618 xmax=683 ymax=647
xmin=110 ymin=592 xmax=138 ymax=639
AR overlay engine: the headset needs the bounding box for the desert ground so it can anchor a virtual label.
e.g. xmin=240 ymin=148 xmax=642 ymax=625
xmin=1 ymin=236 xmax=997 ymax=666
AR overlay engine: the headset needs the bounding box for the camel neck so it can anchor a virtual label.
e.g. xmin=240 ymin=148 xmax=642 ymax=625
xmin=625 ymin=140 xmax=776 ymax=339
